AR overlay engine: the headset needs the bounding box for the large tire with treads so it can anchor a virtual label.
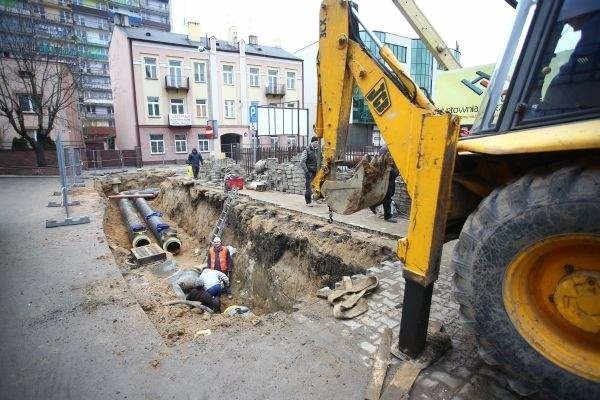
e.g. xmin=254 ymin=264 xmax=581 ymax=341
xmin=451 ymin=162 xmax=600 ymax=400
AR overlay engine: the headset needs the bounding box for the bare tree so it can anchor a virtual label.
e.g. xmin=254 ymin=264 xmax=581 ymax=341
xmin=0 ymin=9 xmax=81 ymax=166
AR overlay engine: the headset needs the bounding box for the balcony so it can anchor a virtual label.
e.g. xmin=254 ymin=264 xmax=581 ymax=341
xmin=164 ymin=75 xmax=189 ymax=92
xmin=83 ymin=126 xmax=115 ymax=137
xmin=83 ymin=112 xmax=114 ymax=120
xmin=265 ymin=84 xmax=286 ymax=97
xmin=143 ymin=3 xmax=169 ymax=15
xmin=168 ymin=114 xmax=192 ymax=127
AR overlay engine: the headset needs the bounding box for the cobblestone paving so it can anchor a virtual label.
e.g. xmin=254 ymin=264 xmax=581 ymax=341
xmin=315 ymin=241 xmax=545 ymax=400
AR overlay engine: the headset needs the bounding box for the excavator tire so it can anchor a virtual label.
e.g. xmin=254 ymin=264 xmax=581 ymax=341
xmin=451 ymin=162 xmax=600 ymax=400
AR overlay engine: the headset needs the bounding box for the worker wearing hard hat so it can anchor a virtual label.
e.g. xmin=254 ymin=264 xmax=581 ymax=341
xmin=207 ymin=237 xmax=234 ymax=299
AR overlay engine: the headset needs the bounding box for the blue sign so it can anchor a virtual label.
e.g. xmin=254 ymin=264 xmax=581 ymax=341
xmin=249 ymin=106 xmax=258 ymax=123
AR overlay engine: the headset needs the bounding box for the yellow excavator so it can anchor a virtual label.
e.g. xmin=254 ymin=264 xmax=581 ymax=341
xmin=313 ymin=0 xmax=599 ymax=398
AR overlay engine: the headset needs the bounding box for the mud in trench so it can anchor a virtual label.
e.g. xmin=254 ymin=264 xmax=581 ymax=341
xmin=100 ymin=174 xmax=394 ymax=346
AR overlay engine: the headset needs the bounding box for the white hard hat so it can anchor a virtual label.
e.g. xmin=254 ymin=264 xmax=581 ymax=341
xmin=212 ymin=236 xmax=221 ymax=244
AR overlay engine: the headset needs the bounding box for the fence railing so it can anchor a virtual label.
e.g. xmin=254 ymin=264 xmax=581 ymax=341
xmin=221 ymin=143 xmax=381 ymax=175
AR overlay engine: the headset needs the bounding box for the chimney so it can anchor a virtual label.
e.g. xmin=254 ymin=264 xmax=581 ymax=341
xmin=186 ymin=21 xmax=202 ymax=42
xmin=228 ymin=25 xmax=238 ymax=44
xmin=248 ymin=35 xmax=258 ymax=45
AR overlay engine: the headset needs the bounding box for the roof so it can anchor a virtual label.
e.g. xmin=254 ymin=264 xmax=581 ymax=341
xmin=119 ymin=27 xmax=302 ymax=62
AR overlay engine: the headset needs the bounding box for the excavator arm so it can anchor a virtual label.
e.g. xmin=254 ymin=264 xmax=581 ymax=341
xmin=313 ymin=0 xmax=460 ymax=356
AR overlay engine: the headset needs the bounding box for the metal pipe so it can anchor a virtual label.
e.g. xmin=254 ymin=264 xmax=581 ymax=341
xmin=133 ymin=197 xmax=181 ymax=254
xmin=118 ymin=199 xmax=151 ymax=248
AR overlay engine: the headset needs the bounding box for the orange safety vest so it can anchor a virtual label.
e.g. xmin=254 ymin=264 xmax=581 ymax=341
xmin=209 ymin=246 xmax=228 ymax=273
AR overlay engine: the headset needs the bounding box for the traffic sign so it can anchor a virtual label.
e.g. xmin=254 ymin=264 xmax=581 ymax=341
xmin=249 ymin=105 xmax=258 ymax=123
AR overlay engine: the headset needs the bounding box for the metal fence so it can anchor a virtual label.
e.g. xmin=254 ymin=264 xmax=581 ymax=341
xmin=222 ymin=143 xmax=382 ymax=175
xmin=79 ymin=148 xmax=141 ymax=170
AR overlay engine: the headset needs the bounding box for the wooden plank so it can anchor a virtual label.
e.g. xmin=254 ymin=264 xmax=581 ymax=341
xmin=379 ymin=361 xmax=424 ymax=400
xmin=363 ymin=327 xmax=393 ymax=400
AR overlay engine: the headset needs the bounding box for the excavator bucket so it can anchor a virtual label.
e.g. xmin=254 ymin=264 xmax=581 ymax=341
xmin=321 ymin=154 xmax=392 ymax=215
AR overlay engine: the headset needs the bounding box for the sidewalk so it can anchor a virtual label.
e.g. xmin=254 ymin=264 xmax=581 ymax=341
xmin=239 ymin=189 xmax=408 ymax=240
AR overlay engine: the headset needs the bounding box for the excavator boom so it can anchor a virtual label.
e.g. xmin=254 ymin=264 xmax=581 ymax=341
xmin=313 ymin=0 xmax=460 ymax=356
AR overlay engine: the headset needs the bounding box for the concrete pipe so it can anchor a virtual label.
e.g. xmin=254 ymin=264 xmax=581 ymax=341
xmin=133 ymin=197 xmax=182 ymax=254
xmin=117 ymin=199 xmax=151 ymax=248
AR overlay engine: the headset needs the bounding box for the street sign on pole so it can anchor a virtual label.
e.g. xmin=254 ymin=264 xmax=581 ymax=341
xmin=249 ymin=105 xmax=258 ymax=124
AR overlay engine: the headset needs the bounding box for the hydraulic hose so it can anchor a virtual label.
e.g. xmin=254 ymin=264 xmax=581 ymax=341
xmin=117 ymin=199 xmax=151 ymax=248
xmin=133 ymin=198 xmax=181 ymax=254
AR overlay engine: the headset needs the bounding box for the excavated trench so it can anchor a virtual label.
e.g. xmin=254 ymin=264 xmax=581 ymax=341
xmin=98 ymin=171 xmax=394 ymax=346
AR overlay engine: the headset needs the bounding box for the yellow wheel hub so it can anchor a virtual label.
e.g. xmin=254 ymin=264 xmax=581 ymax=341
xmin=555 ymin=271 xmax=600 ymax=334
xmin=503 ymin=235 xmax=600 ymax=382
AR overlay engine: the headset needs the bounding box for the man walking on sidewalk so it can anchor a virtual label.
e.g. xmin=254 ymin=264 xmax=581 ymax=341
xmin=187 ymin=148 xmax=203 ymax=179
xmin=300 ymin=136 xmax=322 ymax=207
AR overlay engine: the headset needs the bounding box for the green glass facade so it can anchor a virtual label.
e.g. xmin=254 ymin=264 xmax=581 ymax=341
xmin=410 ymin=39 xmax=433 ymax=96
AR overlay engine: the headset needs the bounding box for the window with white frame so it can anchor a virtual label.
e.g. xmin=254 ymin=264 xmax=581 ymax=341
xmin=147 ymin=96 xmax=160 ymax=116
xmin=268 ymin=69 xmax=278 ymax=87
xmin=170 ymin=99 xmax=185 ymax=114
xmin=224 ymin=100 xmax=235 ymax=118
xmin=17 ymin=93 xmax=36 ymax=112
xmin=195 ymin=99 xmax=207 ymax=118
xmin=193 ymin=62 xmax=206 ymax=83
xmin=286 ymin=71 xmax=296 ymax=90
xmin=197 ymin=137 xmax=209 ymax=152
xmin=270 ymin=137 xmax=278 ymax=148
xmin=287 ymin=136 xmax=297 ymax=147
xmin=174 ymin=134 xmax=187 ymax=153
xmin=249 ymin=67 xmax=259 ymax=87
xmin=144 ymin=57 xmax=157 ymax=79
xmin=223 ymin=64 xmax=234 ymax=85
xmin=149 ymin=134 xmax=164 ymax=154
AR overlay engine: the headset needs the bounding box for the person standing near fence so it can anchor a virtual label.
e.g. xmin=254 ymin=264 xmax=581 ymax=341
xmin=187 ymin=148 xmax=203 ymax=179
xmin=300 ymin=136 xmax=322 ymax=207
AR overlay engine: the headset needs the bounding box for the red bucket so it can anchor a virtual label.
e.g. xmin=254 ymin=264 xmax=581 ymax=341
xmin=225 ymin=176 xmax=244 ymax=191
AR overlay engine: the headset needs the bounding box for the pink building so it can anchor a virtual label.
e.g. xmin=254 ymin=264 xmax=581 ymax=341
xmin=109 ymin=24 xmax=304 ymax=164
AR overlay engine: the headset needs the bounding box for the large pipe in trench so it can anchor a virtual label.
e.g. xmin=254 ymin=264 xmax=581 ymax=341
xmin=118 ymin=199 xmax=151 ymax=248
xmin=133 ymin=197 xmax=181 ymax=254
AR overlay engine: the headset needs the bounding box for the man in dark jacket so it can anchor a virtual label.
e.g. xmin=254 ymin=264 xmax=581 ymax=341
xmin=370 ymin=145 xmax=398 ymax=222
xmin=300 ymin=136 xmax=322 ymax=206
xmin=187 ymin=148 xmax=203 ymax=179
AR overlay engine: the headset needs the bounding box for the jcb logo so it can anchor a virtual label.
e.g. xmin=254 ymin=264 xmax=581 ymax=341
xmin=366 ymin=78 xmax=391 ymax=115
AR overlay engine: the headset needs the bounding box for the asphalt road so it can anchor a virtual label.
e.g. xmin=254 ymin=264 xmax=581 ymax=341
xmin=0 ymin=177 xmax=370 ymax=400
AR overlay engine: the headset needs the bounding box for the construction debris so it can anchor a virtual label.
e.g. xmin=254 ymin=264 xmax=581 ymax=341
xmin=364 ymin=328 xmax=393 ymax=400
xmin=321 ymin=275 xmax=379 ymax=319
xmin=131 ymin=243 xmax=166 ymax=267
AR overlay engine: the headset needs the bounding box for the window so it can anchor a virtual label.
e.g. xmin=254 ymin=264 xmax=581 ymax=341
xmin=174 ymin=134 xmax=187 ymax=153
xmin=195 ymin=99 xmax=207 ymax=118
xmin=520 ymin=1 xmax=600 ymax=122
xmin=144 ymin=57 xmax=157 ymax=79
xmin=197 ymin=137 xmax=209 ymax=152
xmin=147 ymin=96 xmax=160 ymax=116
xmin=287 ymin=136 xmax=297 ymax=147
xmin=286 ymin=71 xmax=296 ymax=90
xmin=249 ymin=67 xmax=260 ymax=86
xmin=285 ymin=102 xmax=296 ymax=108
xmin=193 ymin=62 xmax=206 ymax=83
xmin=17 ymin=94 xmax=35 ymax=112
xmin=268 ymin=69 xmax=278 ymax=87
xmin=149 ymin=134 xmax=164 ymax=154
xmin=223 ymin=64 xmax=234 ymax=85
xmin=170 ymin=99 xmax=185 ymax=114
xmin=224 ymin=100 xmax=235 ymax=118
xmin=269 ymin=137 xmax=278 ymax=148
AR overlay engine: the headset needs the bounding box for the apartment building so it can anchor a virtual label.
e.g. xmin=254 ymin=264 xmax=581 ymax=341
xmin=0 ymin=0 xmax=170 ymax=149
xmin=295 ymin=30 xmax=460 ymax=146
xmin=109 ymin=25 xmax=303 ymax=164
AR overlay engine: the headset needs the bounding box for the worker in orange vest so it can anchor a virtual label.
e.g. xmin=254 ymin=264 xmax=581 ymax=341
xmin=207 ymin=236 xmax=233 ymax=299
